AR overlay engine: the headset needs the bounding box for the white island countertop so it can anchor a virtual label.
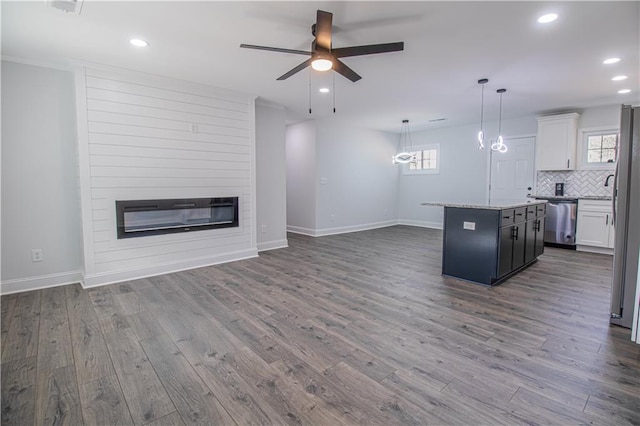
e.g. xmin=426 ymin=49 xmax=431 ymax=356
xmin=421 ymin=199 xmax=547 ymax=210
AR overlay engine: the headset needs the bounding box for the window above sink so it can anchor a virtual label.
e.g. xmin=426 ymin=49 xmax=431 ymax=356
xmin=578 ymin=127 xmax=619 ymax=170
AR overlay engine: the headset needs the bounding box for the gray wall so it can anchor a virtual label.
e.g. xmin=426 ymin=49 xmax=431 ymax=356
xmin=285 ymin=120 xmax=317 ymax=233
xmin=255 ymin=101 xmax=288 ymax=250
xmin=315 ymin=117 xmax=398 ymax=233
xmin=1 ymin=61 xmax=82 ymax=291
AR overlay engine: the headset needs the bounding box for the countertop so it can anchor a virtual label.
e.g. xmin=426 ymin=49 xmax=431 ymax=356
xmin=421 ymin=199 xmax=547 ymax=210
xmin=528 ymin=194 xmax=612 ymax=201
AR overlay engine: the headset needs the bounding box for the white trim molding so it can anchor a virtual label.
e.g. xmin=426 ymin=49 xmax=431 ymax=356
xmin=576 ymin=245 xmax=614 ymax=255
xmin=1 ymin=270 xmax=83 ymax=295
xmin=257 ymin=239 xmax=289 ymax=252
xmin=82 ymin=248 xmax=258 ymax=288
xmin=288 ymin=220 xmax=399 ymax=237
xmin=397 ymin=219 xmax=444 ymax=230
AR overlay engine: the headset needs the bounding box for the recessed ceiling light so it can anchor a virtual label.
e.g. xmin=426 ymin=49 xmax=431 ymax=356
xmin=319 ymin=88 xmax=330 ymax=93
xmin=129 ymin=39 xmax=149 ymax=47
xmin=618 ymin=89 xmax=631 ymax=94
xmin=537 ymin=13 xmax=558 ymax=24
xmin=603 ymin=57 xmax=621 ymax=65
xmin=612 ymin=75 xmax=628 ymax=81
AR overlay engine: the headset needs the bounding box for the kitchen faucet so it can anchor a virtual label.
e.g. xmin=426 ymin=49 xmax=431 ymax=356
xmin=604 ymin=173 xmax=615 ymax=186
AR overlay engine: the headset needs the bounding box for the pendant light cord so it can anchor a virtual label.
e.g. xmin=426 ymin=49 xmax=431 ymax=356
xmin=308 ymin=69 xmax=312 ymax=114
xmin=498 ymin=91 xmax=503 ymax=136
xmin=480 ymin=84 xmax=485 ymax=133
xmin=332 ymin=72 xmax=336 ymax=113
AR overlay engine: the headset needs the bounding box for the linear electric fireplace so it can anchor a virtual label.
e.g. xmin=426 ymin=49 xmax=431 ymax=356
xmin=116 ymin=197 xmax=239 ymax=239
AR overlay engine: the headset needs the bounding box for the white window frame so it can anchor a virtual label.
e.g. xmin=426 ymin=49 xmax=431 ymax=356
xmin=577 ymin=126 xmax=619 ymax=170
xmin=402 ymin=144 xmax=440 ymax=175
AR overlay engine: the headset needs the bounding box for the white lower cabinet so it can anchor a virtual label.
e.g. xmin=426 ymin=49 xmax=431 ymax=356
xmin=576 ymin=199 xmax=614 ymax=253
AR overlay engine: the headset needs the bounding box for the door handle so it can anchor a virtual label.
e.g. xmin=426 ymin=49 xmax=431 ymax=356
xmin=606 ymin=214 xmax=609 ymax=225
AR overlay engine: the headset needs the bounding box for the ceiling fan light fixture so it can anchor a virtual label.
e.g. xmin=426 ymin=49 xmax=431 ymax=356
xmin=311 ymin=58 xmax=333 ymax=71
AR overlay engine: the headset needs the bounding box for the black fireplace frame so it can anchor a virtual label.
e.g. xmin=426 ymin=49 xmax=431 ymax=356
xmin=115 ymin=197 xmax=239 ymax=239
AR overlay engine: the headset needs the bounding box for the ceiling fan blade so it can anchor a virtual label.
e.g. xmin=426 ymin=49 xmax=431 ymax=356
xmin=315 ymin=10 xmax=333 ymax=51
xmin=331 ymin=42 xmax=404 ymax=58
xmin=333 ymin=59 xmax=362 ymax=82
xmin=276 ymin=58 xmax=314 ymax=80
xmin=240 ymin=44 xmax=311 ymax=56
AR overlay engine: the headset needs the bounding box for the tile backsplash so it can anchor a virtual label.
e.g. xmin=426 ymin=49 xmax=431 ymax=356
xmin=536 ymin=170 xmax=615 ymax=197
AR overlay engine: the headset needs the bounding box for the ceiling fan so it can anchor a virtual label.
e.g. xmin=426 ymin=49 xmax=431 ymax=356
xmin=240 ymin=10 xmax=404 ymax=82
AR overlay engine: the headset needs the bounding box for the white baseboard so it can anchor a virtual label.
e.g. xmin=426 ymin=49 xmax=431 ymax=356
xmin=1 ymin=270 xmax=83 ymax=295
xmin=397 ymin=219 xmax=444 ymax=230
xmin=82 ymin=248 xmax=258 ymax=289
xmin=315 ymin=220 xmax=399 ymax=237
xmin=576 ymin=245 xmax=614 ymax=255
xmin=288 ymin=220 xmax=399 ymax=237
xmin=257 ymin=239 xmax=289 ymax=252
xmin=286 ymin=225 xmax=316 ymax=236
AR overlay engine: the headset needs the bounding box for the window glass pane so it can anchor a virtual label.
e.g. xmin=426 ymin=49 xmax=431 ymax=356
xmin=602 ymin=149 xmax=616 ymax=162
xmin=587 ymin=150 xmax=602 ymax=163
xmin=588 ymin=136 xmax=603 ymax=149
xmin=602 ymin=134 xmax=617 ymax=148
xmin=423 ymin=150 xmax=437 ymax=169
xmin=403 ymin=146 xmax=439 ymax=173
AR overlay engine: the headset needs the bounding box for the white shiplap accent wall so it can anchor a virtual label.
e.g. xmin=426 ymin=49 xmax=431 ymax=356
xmin=74 ymin=65 xmax=257 ymax=287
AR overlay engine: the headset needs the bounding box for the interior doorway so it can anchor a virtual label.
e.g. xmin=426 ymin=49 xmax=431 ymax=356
xmin=488 ymin=136 xmax=536 ymax=203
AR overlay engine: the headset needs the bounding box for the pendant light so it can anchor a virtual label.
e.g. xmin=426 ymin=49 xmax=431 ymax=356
xmin=392 ymin=119 xmax=416 ymax=164
xmin=477 ymin=78 xmax=488 ymax=149
xmin=491 ymin=88 xmax=508 ymax=153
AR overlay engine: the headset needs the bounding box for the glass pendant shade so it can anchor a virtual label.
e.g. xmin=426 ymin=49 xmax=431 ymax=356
xmin=491 ymin=88 xmax=508 ymax=153
xmin=393 ymin=120 xmax=417 ymax=165
xmin=477 ymin=79 xmax=488 ymax=150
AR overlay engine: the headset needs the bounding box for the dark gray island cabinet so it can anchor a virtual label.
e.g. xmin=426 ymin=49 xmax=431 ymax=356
xmin=422 ymin=201 xmax=547 ymax=285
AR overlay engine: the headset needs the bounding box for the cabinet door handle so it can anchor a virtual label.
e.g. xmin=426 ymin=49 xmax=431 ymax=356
xmin=512 ymin=226 xmax=519 ymax=240
xmin=536 ymin=220 xmax=541 ymax=231
xmin=567 ymin=159 xmax=570 ymax=168
xmin=606 ymin=214 xmax=609 ymax=225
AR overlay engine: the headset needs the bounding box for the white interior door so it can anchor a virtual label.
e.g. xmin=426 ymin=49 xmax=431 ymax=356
xmin=489 ymin=137 xmax=535 ymax=203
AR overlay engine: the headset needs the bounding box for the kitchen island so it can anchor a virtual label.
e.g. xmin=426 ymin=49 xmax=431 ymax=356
xmin=422 ymin=200 xmax=547 ymax=286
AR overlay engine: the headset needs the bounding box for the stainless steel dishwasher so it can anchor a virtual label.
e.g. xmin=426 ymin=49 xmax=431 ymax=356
xmin=542 ymin=198 xmax=578 ymax=247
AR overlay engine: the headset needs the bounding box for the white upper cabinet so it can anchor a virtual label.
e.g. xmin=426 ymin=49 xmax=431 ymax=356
xmin=535 ymin=113 xmax=580 ymax=171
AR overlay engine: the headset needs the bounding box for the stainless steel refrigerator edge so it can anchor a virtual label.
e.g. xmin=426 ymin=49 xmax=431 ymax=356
xmin=610 ymin=105 xmax=640 ymax=329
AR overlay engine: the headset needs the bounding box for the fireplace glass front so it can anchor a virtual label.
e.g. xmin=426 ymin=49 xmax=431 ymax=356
xmin=116 ymin=197 xmax=238 ymax=239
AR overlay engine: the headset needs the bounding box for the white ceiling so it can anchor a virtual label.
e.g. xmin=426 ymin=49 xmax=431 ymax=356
xmin=2 ymin=1 xmax=639 ymax=132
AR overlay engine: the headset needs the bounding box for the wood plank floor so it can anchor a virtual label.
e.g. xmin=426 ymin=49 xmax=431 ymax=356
xmin=2 ymin=226 xmax=639 ymax=425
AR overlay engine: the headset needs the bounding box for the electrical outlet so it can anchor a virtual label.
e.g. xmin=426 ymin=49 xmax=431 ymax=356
xmin=31 ymin=249 xmax=43 ymax=262
xmin=261 ymin=225 xmax=267 ymax=233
